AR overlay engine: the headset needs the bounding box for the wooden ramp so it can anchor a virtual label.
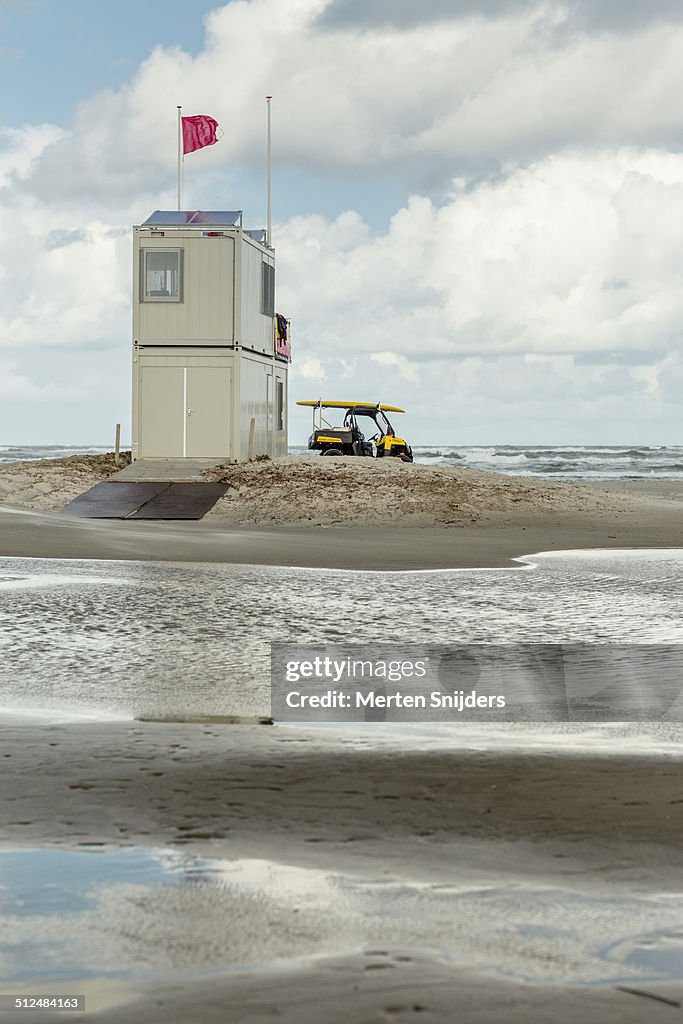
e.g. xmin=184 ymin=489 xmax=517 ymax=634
xmin=63 ymin=481 xmax=229 ymax=520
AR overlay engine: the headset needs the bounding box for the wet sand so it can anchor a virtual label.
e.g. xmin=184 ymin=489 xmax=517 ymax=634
xmin=1 ymin=453 xmax=682 ymax=568
xmin=3 ymin=721 xmax=683 ymax=1022
xmin=13 ymin=956 xmax=683 ymax=1023
xmin=5 ymin=721 xmax=683 ymax=861
xmin=3 ymin=462 xmax=683 ymax=1020
xmin=0 ymin=504 xmax=682 ymax=569
xmin=72 ymin=957 xmax=683 ymax=1023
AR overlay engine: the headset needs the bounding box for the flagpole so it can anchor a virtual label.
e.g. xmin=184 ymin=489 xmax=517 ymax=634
xmin=266 ymin=95 xmax=272 ymax=247
xmin=177 ymin=105 xmax=183 ymax=210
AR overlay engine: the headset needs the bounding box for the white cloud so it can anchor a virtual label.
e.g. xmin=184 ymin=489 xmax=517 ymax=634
xmin=0 ymin=210 xmax=130 ymax=350
xmin=0 ymin=360 xmax=50 ymax=400
xmin=297 ymin=355 xmax=326 ymax=380
xmin=11 ymin=0 xmax=683 ymax=206
xmin=2 ymin=1 xmax=683 ymax=443
xmin=320 ymin=0 xmax=683 ymax=32
xmin=279 ymin=149 xmax=683 ymax=358
xmin=3 ymin=125 xmax=683 ymax=442
xmin=370 ymin=352 xmax=419 ymax=383
xmin=0 ymin=123 xmax=62 ymax=186
xmin=282 ymin=148 xmax=683 ymax=440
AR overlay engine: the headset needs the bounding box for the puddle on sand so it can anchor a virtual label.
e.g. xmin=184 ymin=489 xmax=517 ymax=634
xmin=0 ymin=848 xmax=352 ymax=983
xmin=3 ymin=848 xmax=683 ymax=989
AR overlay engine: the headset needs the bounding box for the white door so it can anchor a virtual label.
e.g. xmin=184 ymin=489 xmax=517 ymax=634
xmin=186 ymin=366 xmax=232 ymax=458
xmin=139 ymin=365 xmax=184 ymax=457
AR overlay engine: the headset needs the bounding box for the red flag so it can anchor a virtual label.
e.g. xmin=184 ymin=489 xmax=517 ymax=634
xmin=182 ymin=115 xmax=219 ymax=155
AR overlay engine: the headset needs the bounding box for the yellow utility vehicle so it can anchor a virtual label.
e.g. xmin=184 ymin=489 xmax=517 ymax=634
xmin=297 ymin=400 xmax=413 ymax=462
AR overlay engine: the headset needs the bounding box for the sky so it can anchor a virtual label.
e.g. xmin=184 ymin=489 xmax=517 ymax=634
xmin=1 ymin=0 xmax=683 ymax=445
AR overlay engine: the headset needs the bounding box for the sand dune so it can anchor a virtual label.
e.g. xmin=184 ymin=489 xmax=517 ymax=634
xmin=0 ymin=453 xmax=681 ymax=569
xmin=0 ymin=452 xmax=130 ymax=512
xmin=203 ymin=454 xmax=681 ymax=527
xmin=0 ymin=452 xmax=678 ymax=530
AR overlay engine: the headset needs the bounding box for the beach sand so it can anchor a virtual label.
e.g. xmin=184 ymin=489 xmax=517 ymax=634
xmin=0 ymin=453 xmax=681 ymax=568
xmin=3 ymin=721 xmax=683 ymax=1022
xmin=2 ymin=455 xmax=683 ymax=1021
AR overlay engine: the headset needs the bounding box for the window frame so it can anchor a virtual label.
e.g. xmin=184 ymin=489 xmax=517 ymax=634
xmin=276 ymin=379 xmax=285 ymax=431
xmin=141 ymin=248 xmax=184 ymax=303
xmin=261 ymin=261 xmax=275 ymax=317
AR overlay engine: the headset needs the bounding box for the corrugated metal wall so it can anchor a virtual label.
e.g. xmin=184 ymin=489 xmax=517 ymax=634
xmin=135 ymin=234 xmax=235 ymax=345
xmin=240 ymin=237 xmax=275 ymax=355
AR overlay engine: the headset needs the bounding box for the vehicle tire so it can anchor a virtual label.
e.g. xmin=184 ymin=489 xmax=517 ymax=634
xmin=400 ymin=453 xmax=413 ymax=462
xmin=322 ymin=448 xmax=343 ymax=456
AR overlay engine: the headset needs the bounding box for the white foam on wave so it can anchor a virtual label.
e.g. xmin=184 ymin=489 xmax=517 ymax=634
xmin=0 ymin=705 xmax=132 ymax=724
xmin=318 ymin=720 xmax=683 ymax=756
xmin=407 ymin=444 xmax=683 ymax=479
xmin=0 ymin=572 xmax=131 ymax=589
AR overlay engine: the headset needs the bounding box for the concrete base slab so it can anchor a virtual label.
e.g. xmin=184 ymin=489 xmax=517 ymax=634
xmin=111 ymin=458 xmax=231 ymax=482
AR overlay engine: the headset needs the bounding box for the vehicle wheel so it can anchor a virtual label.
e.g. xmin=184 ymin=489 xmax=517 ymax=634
xmin=322 ymin=448 xmax=343 ymax=456
xmin=400 ymin=453 xmax=413 ymax=462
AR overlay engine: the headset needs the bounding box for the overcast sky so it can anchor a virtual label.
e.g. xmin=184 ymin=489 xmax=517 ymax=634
xmin=1 ymin=0 xmax=683 ymax=445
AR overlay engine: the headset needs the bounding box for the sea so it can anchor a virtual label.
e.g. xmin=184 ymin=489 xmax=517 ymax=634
xmin=4 ymin=443 xmax=683 ymax=481
xmin=291 ymin=444 xmax=683 ymax=480
xmin=0 ymin=445 xmax=114 ymax=464
xmin=2 ymin=549 xmax=683 ymax=724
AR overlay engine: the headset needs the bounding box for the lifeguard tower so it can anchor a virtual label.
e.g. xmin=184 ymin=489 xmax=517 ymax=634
xmin=131 ymin=210 xmax=290 ymax=461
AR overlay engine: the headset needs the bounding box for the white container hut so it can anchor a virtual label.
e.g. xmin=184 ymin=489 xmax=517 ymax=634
xmin=131 ymin=210 xmax=290 ymax=461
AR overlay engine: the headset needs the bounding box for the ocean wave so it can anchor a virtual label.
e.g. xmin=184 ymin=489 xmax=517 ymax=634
xmin=481 ymin=455 xmax=530 ymax=465
xmin=538 ymin=463 xmax=582 ymax=473
xmin=0 ymin=445 xmax=113 ymax=464
xmin=404 ymin=444 xmax=683 ymax=480
xmin=413 ymin=449 xmax=464 ymax=460
xmin=3 ymin=443 xmax=683 ymax=482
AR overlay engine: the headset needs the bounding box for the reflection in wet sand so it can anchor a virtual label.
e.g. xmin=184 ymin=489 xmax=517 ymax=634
xmin=3 ymin=847 xmax=683 ymax=989
xmin=3 ymin=550 xmax=683 ymax=1019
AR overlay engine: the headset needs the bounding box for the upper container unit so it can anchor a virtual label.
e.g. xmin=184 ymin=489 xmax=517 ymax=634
xmin=132 ymin=210 xmax=276 ymax=356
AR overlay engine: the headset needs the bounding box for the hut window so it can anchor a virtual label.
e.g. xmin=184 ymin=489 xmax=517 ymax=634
xmin=276 ymin=380 xmax=285 ymax=430
xmin=142 ymin=249 xmax=183 ymax=301
xmin=261 ymin=262 xmax=275 ymax=316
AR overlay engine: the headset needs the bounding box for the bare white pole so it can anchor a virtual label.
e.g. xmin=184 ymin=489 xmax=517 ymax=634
xmin=266 ymin=95 xmax=272 ymax=247
xmin=177 ymin=105 xmax=183 ymax=210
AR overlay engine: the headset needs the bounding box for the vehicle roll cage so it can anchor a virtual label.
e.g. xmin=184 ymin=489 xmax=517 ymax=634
xmin=313 ymin=403 xmax=395 ymax=439
xmin=343 ymin=407 xmax=395 ymax=439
